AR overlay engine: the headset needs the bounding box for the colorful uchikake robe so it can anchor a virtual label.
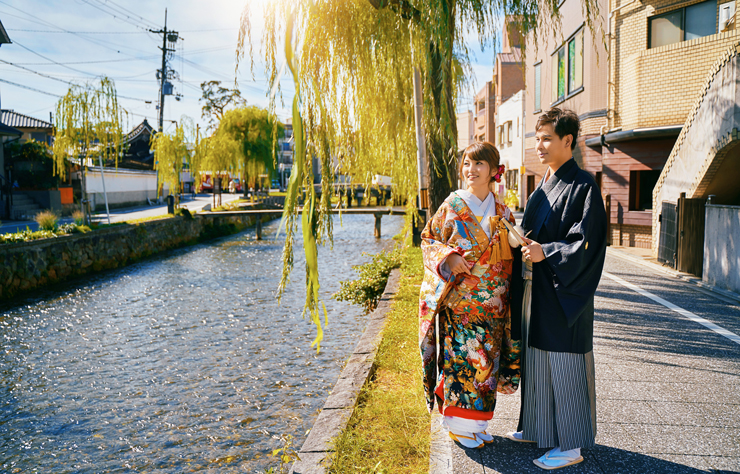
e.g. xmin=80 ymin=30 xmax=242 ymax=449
xmin=419 ymin=192 xmax=522 ymax=416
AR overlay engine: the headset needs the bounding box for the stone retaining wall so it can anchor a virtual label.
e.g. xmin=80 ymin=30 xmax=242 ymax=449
xmin=0 ymin=213 xmax=260 ymax=301
xmin=290 ymin=268 xmax=401 ymax=474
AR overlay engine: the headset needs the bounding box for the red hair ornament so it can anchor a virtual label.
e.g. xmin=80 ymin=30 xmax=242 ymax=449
xmin=493 ymin=165 xmax=505 ymax=183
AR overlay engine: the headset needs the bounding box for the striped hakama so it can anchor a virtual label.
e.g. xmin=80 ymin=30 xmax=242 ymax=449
xmin=519 ymin=260 xmax=597 ymax=451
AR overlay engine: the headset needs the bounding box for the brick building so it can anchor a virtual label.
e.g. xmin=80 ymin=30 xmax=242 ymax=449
xmin=473 ymin=81 xmax=495 ymax=143
xmin=471 ymin=19 xmax=525 ymax=146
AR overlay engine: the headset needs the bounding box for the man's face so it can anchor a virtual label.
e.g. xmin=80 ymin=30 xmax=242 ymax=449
xmin=534 ymin=123 xmax=572 ymax=167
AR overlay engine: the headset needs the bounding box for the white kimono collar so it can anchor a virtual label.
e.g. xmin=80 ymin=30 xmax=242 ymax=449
xmin=456 ymin=189 xmax=496 ymax=238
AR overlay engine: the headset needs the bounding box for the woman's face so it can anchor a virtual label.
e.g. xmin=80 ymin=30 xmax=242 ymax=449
xmin=461 ymin=155 xmax=494 ymax=191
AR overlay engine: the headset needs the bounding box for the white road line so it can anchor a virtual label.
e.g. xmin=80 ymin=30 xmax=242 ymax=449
xmin=603 ymin=271 xmax=740 ymax=346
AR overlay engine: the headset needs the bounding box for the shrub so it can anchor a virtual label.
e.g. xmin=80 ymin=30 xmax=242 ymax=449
xmin=503 ymin=188 xmax=519 ymax=209
xmin=175 ymin=207 xmax=193 ymax=220
xmin=72 ymin=209 xmax=85 ymax=226
xmin=333 ymin=246 xmax=404 ymax=313
xmin=35 ymin=210 xmax=59 ymax=231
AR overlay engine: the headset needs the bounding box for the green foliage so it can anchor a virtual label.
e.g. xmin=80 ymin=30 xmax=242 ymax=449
xmin=199 ymin=80 xmax=247 ymax=130
xmin=1 ymin=227 xmax=61 ymax=245
xmin=5 ymin=140 xmax=61 ymax=189
xmin=174 ymin=207 xmax=193 ymax=220
xmin=34 ymin=210 xmax=59 ymax=231
xmin=194 ymin=106 xmax=283 ymax=192
xmin=151 ymin=118 xmax=190 ymax=198
xmin=333 ymin=247 xmax=405 ymax=313
xmin=72 ymin=209 xmax=85 ymax=226
xmin=0 ymin=223 xmax=94 ymax=245
xmin=53 ymin=76 xmax=128 ymax=180
xmin=503 ymin=188 xmax=519 ymax=208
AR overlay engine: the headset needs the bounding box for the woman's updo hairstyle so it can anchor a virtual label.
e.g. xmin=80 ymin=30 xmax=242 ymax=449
xmin=458 ymin=141 xmax=501 ymax=191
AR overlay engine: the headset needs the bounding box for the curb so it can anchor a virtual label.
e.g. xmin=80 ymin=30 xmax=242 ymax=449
xmin=429 ymin=410 xmax=453 ymax=473
xmin=290 ymin=268 xmax=402 ymax=474
xmin=607 ymin=247 xmax=740 ymax=306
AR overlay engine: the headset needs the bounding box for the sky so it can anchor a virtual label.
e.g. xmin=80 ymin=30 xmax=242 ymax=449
xmin=0 ymin=0 xmax=496 ymax=135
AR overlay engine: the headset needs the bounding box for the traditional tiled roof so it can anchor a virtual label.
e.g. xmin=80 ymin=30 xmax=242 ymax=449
xmin=0 ymin=109 xmax=52 ymax=129
xmin=126 ymin=119 xmax=153 ymax=142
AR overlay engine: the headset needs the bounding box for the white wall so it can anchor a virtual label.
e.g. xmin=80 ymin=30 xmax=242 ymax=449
xmin=703 ymin=204 xmax=740 ymax=294
xmin=78 ymin=167 xmax=169 ymax=210
xmin=496 ymin=90 xmax=525 ymax=204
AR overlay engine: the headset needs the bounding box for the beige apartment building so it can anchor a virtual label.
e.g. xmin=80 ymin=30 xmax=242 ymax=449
xmin=522 ymin=0 xmax=610 ymax=206
xmin=598 ymin=0 xmax=740 ymax=249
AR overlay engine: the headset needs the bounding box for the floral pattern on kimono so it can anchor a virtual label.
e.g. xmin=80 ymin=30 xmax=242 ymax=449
xmin=418 ymin=192 xmax=522 ymax=413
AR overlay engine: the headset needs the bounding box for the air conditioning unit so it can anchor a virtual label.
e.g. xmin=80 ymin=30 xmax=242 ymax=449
xmin=719 ymin=1 xmax=736 ymax=32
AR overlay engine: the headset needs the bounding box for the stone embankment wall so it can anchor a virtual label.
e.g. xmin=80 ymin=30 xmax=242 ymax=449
xmin=0 ymin=213 xmax=259 ymax=301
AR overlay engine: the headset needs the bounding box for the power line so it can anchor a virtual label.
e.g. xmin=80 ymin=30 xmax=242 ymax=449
xmin=6 ymin=28 xmax=146 ymax=34
xmin=0 ymin=1 xmax=155 ymax=57
xmin=13 ymin=40 xmax=99 ymax=77
xmin=90 ymin=0 xmax=160 ymax=29
xmin=77 ymin=0 xmax=156 ymax=31
xmin=11 ymin=56 xmax=159 ymax=66
xmin=0 ymin=78 xmax=61 ymax=98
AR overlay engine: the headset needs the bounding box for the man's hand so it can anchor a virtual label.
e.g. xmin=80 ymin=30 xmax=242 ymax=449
xmin=446 ymin=253 xmax=472 ymax=276
xmin=522 ymin=237 xmax=546 ymax=263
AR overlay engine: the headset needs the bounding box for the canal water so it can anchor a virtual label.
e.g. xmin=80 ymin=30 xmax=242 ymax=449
xmin=0 ymin=214 xmax=404 ymax=473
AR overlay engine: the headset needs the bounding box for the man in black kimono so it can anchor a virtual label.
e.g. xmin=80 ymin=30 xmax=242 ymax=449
xmin=505 ymin=108 xmax=607 ymax=470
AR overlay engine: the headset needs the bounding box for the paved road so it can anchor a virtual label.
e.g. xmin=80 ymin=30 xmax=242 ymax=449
xmin=436 ymin=249 xmax=740 ymax=473
xmin=0 ymin=194 xmax=242 ymax=234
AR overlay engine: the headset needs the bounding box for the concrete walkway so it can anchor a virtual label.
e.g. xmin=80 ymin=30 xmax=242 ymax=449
xmin=435 ymin=250 xmax=740 ymax=473
xmin=0 ymin=193 xmax=242 ymax=234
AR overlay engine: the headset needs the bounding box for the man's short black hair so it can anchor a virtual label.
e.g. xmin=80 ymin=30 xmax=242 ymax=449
xmin=535 ymin=107 xmax=580 ymax=150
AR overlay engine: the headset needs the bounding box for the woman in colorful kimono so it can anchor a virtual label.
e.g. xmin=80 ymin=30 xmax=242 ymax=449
xmin=419 ymin=141 xmax=521 ymax=449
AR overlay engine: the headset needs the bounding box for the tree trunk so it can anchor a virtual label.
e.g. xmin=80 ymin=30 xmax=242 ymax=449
xmin=425 ymin=9 xmax=458 ymax=218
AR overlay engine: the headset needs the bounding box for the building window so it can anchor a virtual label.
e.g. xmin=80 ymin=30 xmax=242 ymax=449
xmin=629 ymin=170 xmax=662 ymax=211
xmin=551 ymin=28 xmax=584 ymax=103
xmin=649 ymin=0 xmax=717 ymax=48
xmin=506 ymin=121 xmax=513 ymax=144
xmin=534 ymin=62 xmax=541 ymax=111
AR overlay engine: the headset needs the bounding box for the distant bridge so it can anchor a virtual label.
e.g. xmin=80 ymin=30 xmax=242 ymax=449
xmin=200 ymin=206 xmax=407 ymax=239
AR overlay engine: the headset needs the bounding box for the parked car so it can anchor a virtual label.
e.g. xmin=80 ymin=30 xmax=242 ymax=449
xmin=231 ymin=178 xmax=243 ymax=193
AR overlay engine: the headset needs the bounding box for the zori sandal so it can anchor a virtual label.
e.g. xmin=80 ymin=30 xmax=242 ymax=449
xmin=448 ymin=431 xmax=484 ymax=449
xmin=533 ymin=450 xmax=584 ymax=470
xmin=505 ymin=431 xmax=536 ymax=443
xmin=475 ymin=431 xmax=495 ymax=444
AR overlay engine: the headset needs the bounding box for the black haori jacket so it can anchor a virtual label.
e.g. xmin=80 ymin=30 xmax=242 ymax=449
xmin=519 ymin=158 xmax=607 ymax=354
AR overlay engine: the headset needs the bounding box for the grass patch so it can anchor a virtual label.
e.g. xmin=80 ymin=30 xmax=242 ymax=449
xmin=329 ymin=246 xmax=428 ymax=473
xmin=121 ymin=214 xmax=175 ymax=225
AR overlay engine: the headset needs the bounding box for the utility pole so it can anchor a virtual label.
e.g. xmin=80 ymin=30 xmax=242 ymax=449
xmin=149 ymin=9 xmax=179 ymax=134
xmin=149 ymin=9 xmax=180 ymax=198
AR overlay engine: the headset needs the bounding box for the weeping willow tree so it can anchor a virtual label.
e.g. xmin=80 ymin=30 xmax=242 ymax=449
xmin=237 ymin=0 xmax=600 ymax=350
xmin=150 ymin=117 xmax=193 ymax=199
xmin=53 ymin=77 xmax=128 ymax=224
xmin=189 ymin=106 xmax=282 ymax=196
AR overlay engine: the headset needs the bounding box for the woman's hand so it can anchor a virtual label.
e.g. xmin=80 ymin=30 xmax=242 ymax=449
xmin=446 ymin=253 xmax=472 ymax=276
xmin=522 ymin=237 xmax=546 ymax=263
